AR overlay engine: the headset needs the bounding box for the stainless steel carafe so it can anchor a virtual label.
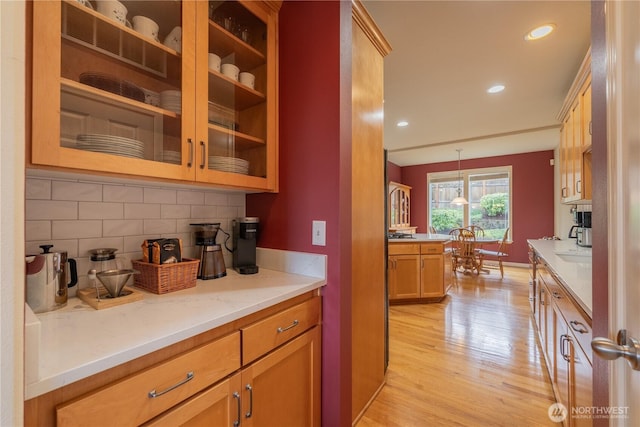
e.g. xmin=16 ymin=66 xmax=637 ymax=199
xmin=25 ymin=245 xmax=78 ymax=313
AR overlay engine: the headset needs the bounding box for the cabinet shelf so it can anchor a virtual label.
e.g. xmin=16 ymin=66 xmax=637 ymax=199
xmin=208 ymin=122 xmax=264 ymax=149
xmin=208 ymin=20 xmax=266 ymax=71
xmin=208 ymin=69 xmax=265 ymax=110
xmin=62 ymin=78 xmax=179 ymax=119
xmin=61 ymin=0 xmax=181 ymax=77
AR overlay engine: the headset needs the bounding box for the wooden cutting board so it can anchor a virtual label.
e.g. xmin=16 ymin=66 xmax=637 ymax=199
xmin=77 ymin=286 xmax=143 ymax=310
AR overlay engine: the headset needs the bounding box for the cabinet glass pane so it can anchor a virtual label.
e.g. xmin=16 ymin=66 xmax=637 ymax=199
xmin=206 ymin=0 xmax=267 ymax=178
xmin=59 ymin=0 xmax=184 ymax=165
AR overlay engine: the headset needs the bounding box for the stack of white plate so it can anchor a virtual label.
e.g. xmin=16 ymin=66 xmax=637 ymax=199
xmin=163 ymin=150 xmax=181 ymax=165
xmin=76 ymin=134 xmax=145 ymax=159
xmin=208 ymin=156 xmax=249 ymax=174
xmin=160 ymin=90 xmax=181 ymax=113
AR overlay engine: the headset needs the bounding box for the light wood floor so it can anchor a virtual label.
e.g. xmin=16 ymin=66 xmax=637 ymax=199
xmin=357 ymin=266 xmax=557 ymax=427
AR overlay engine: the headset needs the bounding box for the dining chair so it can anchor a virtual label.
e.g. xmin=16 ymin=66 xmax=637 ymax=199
xmin=449 ymin=228 xmax=479 ymax=274
xmin=476 ymin=228 xmax=510 ymax=278
xmin=429 ymin=225 xmax=437 ymax=234
xmin=467 ymin=225 xmax=485 ymax=238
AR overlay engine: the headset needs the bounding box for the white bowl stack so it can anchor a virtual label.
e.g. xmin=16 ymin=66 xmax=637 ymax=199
xmin=160 ymin=90 xmax=181 ymax=113
xmin=162 ymin=150 xmax=181 ymax=165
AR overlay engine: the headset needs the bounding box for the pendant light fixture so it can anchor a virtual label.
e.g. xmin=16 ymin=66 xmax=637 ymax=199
xmin=451 ymin=149 xmax=469 ymax=205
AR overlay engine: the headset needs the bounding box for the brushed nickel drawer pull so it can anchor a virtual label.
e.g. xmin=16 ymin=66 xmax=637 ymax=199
xmin=200 ymin=141 xmax=206 ymax=169
xmin=233 ymin=391 xmax=241 ymax=426
xmin=148 ymin=371 xmax=194 ymax=398
xmin=245 ymin=384 xmax=253 ymax=418
xmin=570 ymin=320 xmax=589 ymax=334
xmin=187 ymin=138 xmax=193 ymax=167
xmin=277 ymin=319 xmax=299 ymax=333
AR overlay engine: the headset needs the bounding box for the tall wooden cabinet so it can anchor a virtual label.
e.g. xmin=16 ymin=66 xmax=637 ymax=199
xmin=388 ymin=182 xmax=417 ymax=234
xmin=30 ymin=0 xmax=279 ymax=192
xmin=351 ymin=1 xmax=391 ymax=423
xmin=558 ymin=49 xmax=592 ymax=203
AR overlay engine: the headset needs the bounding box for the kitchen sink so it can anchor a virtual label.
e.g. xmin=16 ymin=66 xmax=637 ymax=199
xmin=554 ymin=251 xmax=592 ymax=264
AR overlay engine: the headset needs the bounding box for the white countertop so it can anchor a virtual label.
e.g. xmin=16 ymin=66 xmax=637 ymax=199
xmin=527 ymin=239 xmax=592 ymax=317
xmin=389 ymin=233 xmax=452 ymax=243
xmin=25 ymin=249 xmax=326 ymax=400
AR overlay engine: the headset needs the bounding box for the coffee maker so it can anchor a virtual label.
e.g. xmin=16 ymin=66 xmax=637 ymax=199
xmin=568 ymin=211 xmax=592 ymax=247
xmin=232 ymin=217 xmax=259 ymax=274
xmin=190 ymin=223 xmax=228 ymax=279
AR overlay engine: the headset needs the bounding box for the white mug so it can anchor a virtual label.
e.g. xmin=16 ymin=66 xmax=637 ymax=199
xmin=96 ymin=0 xmax=128 ymax=26
xmin=221 ymin=63 xmax=240 ymax=81
xmin=132 ymin=16 xmax=159 ymax=41
xmin=239 ymin=72 xmax=255 ymax=89
xmin=208 ymin=54 xmax=221 ymax=72
xmin=163 ymin=26 xmax=182 ymax=53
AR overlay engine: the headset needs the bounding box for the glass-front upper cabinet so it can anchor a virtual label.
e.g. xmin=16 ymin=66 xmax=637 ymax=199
xmin=193 ymin=0 xmax=278 ymax=190
xmin=31 ymin=0 xmax=279 ymax=191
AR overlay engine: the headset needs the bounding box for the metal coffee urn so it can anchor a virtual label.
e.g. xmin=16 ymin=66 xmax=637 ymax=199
xmin=232 ymin=217 xmax=259 ymax=274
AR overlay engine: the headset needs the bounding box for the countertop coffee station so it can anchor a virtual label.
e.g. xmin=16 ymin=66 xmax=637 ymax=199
xmin=24 ymin=215 xmax=327 ymax=427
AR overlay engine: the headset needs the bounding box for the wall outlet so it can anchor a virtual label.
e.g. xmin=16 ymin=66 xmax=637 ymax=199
xmin=312 ymin=220 xmax=326 ymax=246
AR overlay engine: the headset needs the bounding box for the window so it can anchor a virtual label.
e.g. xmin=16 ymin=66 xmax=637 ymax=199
xmin=427 ymin=166 xmax=511 ymax=239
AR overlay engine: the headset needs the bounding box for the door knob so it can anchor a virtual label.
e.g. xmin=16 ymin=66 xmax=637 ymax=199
xmin=591 ymin=329 xmax=640 ymax=370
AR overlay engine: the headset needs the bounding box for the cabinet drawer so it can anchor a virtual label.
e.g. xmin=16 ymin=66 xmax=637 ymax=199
xmin=242 ymin=296 xmax=321 ymax=364
xmin=420 ymin=243 xmax=443 ymax=254
xmin=57 ymin=332 xmax=240 ymax=427
xmin=388 ymin=243 xmax=420 ymax=255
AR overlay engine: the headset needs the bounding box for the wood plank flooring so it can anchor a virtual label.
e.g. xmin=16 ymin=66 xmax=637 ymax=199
xmin=357 ymin=266 xmax=557 ymax=427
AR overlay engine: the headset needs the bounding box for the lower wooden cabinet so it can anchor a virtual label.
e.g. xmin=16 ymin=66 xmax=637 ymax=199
xmin=146 ymin=327 xmax=321 ymax=427
xmin=388 ymin=242 xmax=452 ymax=303
xmin=530 ymin=250 xmax=592 ymax=426
xmin=27 ymin=293 xmax=321 ymax=427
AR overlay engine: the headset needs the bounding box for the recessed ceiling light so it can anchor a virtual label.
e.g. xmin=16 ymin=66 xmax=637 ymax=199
xmin=397 ymin=121 xmax=409 ymax=127
xmin=525 ymin=24 xmax=555 ymax=41
xmin=487 ymin=85 xmax=505 ymax=94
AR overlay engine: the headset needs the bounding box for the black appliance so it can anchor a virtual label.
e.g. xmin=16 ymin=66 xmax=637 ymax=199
xmin=232 ymin=217 xmax=259 ymax=274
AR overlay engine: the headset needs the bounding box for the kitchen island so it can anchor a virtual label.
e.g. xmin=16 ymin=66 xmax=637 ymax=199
xmin=388 ymin=233 xmax=453 ymax=303
xmin=25 ymin=248 xmax=326 ymax=427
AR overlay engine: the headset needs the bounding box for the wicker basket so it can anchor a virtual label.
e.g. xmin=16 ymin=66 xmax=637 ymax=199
xmin=131 ymin=258 xmax=200 ymax=294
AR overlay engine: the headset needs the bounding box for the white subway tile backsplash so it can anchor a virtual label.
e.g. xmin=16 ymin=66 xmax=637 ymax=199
xmin=205 ymin=192 xmax=228 ymax=206
xmin=124 ymin=203 xmax=161 ymax=219
xmin=144 ymin=188 xmax=177 ymax=204
xmin=103 ymin=185 xmax=143 ymax=203
xmin=79 ymin=202 xmax=124 ymax=220
xmin=26 ymin=178 xmax=51 ymax=200
xmin=191 ymin=205 xmax=218 ymax=219
xmin=52 ymin=181 xmax=102 ymax=201
xmin=26 ymin=200 xmax=78 ymax=220
xmin=25 ymin=176 xmax=246 ymax=290
xmin=177 ymin=190 xmax=205 ymax=205
xmin=161 ymin=204 xmax=191 ymax=219
xmin=103 ymin=219 xmax=143 ymax=237
xmin=25 ymin=221 xmax=51 ymax=241
xmin=52 ymin=220 xmax=102 ymax=239
xmin=144 ymin=219 xmax=177 ymax=235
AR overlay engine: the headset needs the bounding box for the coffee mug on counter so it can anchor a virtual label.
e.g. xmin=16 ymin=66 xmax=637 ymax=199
xmin=132 ymin=15 xmax=159 ymax=41
xmin=221 ymin=63 xmax=240 ymax=81
xmin=208 ymin=53 xmax=221 ymax=72
xmin=96 ymin=0 xmax=128 ymax=26
xmin=239 ymin=72 xmax=255 ymax=89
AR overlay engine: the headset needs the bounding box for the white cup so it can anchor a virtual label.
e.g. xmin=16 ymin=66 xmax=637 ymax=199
xmin=208 ymin=54 xmax=221 ymax=72
xmin=163 ymin=26 xmax=182 ymax=53
xmin=132 ymin=16 xmax=159 ymax=41
xmin=96 ymin=0 xmax=128 ymax=26
xmin=221 ymin=63 xmax=240 ymax=81
xmin=239 ymin=72 xmax=255 ymax=89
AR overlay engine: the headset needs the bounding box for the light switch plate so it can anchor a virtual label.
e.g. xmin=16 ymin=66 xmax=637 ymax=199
xmin=312 ymin=220 xmax=326 ymax=246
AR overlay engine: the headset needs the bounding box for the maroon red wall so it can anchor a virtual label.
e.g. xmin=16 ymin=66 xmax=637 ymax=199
xmin=386 ymin=160 xmax=402 ymax=183
xmin=247 ymin=2 xmax=352 ymax=425
xmin=396 ymin=150 xmax=555 ymax=263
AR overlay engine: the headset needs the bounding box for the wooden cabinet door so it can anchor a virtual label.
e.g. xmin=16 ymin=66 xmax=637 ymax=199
xmin=388 ymin=254 xmax=420 ymax=300
xmin=580 ymin=79 xmax=592 ymax=149
xmin=553 ymin=306 xmax=570 ymax=410
xmin=241 ymin=327 xmax=321 ymax=427
xmin=570 ymin=338 xmax=592 ymax=426
xmin=144 ymin=374 xmax=242 ymax=427
xmin=420 ymin=254 xmax=443 ymax=298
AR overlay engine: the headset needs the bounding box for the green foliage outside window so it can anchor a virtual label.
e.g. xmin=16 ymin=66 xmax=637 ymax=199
xmin=479 ymin=193 xmax=508 ymax=217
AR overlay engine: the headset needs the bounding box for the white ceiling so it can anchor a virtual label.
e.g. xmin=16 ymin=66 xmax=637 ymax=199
xmin=363 ymin=0 xmax=591 ymax=166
